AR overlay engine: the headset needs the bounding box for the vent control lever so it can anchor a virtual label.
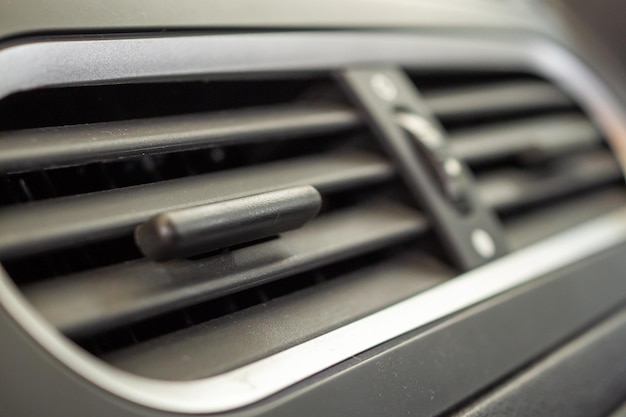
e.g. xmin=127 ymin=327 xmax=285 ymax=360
xmin=395 ymin=111 xmax=471 ymax=214
xmin=340 ymin=69 xmax=508 ymax=270
xmin=134 ymin=186 xmax=322 ymax=261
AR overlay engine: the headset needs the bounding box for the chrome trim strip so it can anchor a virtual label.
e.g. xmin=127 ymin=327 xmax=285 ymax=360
xmin=1 ymin=32 xmax=626 ymax=413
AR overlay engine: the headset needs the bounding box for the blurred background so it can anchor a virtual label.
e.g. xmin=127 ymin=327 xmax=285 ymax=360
xmin=566 ymin=0 xmax=626 ymax=67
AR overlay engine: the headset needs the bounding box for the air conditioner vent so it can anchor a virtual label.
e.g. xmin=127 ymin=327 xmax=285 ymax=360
xmin=0 ymin=74 xmax=452 ymax=380
xmin=2 ymin=33 xmax=626 ymax=414
xmin=5 ymin=66 xmax=624 ymax=385
xmin=411 ymin=71 xmax=626 ymax=248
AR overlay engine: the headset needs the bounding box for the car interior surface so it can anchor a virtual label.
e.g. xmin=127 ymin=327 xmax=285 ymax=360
xmin=2 ymin=0 xmax=626 ymax=416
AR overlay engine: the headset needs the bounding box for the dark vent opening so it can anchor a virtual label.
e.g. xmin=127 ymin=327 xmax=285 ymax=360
xmin=0 ymin=76 xmax=344 ymax=131
xmin=438 ymin=108 xmax=578 ymax=133
xmin=409 ymin=70 xmax=539 ymax=91
xmin=0 ymin=129 xmax=370 ymax=206
xmin=2 ymin=235 xmax=141 ymax=286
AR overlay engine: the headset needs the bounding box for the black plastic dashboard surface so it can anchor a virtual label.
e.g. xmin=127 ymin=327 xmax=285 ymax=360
xmin=457 ymin=305 xmax=626 ymax=417
xmin=2 ymin=2 xmax=626 ymax=416
xmin=0 ymin=0 xmax=546 ymax=41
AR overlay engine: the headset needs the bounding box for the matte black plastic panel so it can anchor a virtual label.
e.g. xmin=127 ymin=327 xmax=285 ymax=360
xmin=422 ymin=80 xmax=572 ymax=121
xmin=340 ymin=68 xmax=507 ymax=269
xmin=0 ymin=151 xmax=393 ymax=259
xmin=0 ymin=105 xmax=360 ymax=174
xmin=449 ymin=114 xmax=600 ymax=164
xmin=104 ymin=253 xmax=451 ymax=380
xmin=24 ymin=201 xmax=427 ymax=337
xmin=456 ymin=306 xmax=626 ymax=417
xmin=477 ymin=150 xmax=622 ymax=211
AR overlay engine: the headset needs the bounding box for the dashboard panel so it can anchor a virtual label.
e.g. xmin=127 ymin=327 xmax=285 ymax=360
xmin=1 ymin=1 xmax=626 ymax=416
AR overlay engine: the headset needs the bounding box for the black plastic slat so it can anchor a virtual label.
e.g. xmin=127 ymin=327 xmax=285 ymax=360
xmin=450 ymin=114 xmax=600 ymax=164
xmin=0 ymin=105 xmax=361 ymax=174
xmin=104 ymin=252 xmax=451 ymax=380
xmin=0 ymin=152 xmax=394 ymax=259
xmin=478 ymin=151 xmax=623 ymax=211
xmin=23 ymin=201 xmax=428 ymax=337
xmin=504 ymin=187 xmax=626 ymax=249
xmin=422 ymin=81 xmax=572 ymax=120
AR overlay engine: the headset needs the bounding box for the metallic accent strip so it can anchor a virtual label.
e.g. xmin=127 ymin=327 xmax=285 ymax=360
xmin=0 ymin=32 xmax=626 ymax=413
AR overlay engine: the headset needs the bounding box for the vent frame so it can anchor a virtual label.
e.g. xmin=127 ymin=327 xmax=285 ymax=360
xmin=0 ymin=31 xmax=626 ymax=414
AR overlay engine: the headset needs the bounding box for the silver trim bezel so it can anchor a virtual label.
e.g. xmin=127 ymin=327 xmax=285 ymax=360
xmin=1 ymin=32 xmax=626 ymax=414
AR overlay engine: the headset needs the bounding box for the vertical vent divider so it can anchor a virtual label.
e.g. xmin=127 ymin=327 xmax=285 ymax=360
xmin=339 ymin=68 xmax=508 ymax=270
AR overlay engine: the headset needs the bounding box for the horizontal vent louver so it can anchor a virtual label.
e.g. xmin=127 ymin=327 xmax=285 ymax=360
xmin=0 ymin=76 xmax=452 ymax=380
xmin=412 ymin=71 xmax=626 ymax=248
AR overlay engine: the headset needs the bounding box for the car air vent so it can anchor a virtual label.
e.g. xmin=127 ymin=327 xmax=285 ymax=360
xmin=0 ymin=75 xmax=454 ymax=380
xmin=410 ymin=71 xmax=626 ymax=249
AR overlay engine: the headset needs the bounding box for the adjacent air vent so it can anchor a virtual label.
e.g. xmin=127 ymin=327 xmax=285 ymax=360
xmin=410 ymin=71 xmax=626 ymax=249
xmin=0 ymin=75 xmax=453 ymax=380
